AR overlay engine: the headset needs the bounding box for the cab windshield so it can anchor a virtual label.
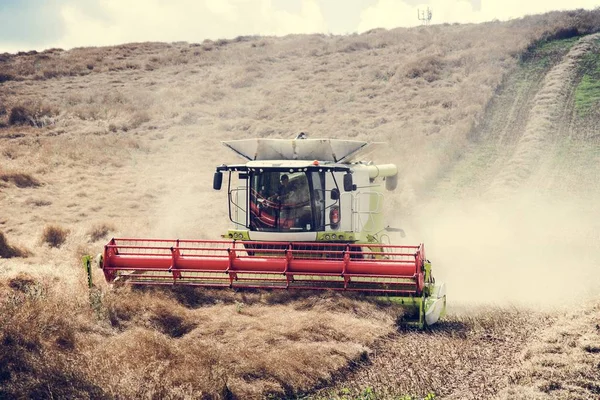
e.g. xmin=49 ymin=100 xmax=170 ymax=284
xmin=249 ymin=170 xmax=325 ymax=231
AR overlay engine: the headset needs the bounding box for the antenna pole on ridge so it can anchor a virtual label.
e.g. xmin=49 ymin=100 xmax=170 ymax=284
xmin=417 ymin=7 xmax=433 ymax=26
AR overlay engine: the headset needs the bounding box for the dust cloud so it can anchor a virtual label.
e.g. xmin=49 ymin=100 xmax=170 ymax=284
xmin=388 ymin=33 xmax=600 ymax=310
xmin=400 ymin=193 xmax=600 ymax=308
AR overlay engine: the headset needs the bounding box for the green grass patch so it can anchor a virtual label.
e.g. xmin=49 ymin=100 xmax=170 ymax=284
xmin=575 ymin=39 xmax=600 ymax=116
xmin=314 ymin=387 xmax=436 ymax=400
xmin=575 ymin=74 xmax=600 ymax=115
xmin=520 ymin=36 xmax=580 ymax=70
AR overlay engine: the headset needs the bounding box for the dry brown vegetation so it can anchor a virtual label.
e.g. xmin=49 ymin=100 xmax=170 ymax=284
xmin=0 ymin=275 xmax=398 ymax=399
xmin=87 ymin=222 xmax=115 ymax=242
xmin=0 ymin=274 xmax=106 ymax=398
xmin=0 ymin=232 xmax=29 ymax=258
xmin=1 ymin=8 xmax=600 ymax=399
xmin=41 ymin=225 xmax=69 ymax=248
xmin=0 ymin=10 xmax=598 ymax=196
xmin=0 ymin=171 xmax=41 ymax=188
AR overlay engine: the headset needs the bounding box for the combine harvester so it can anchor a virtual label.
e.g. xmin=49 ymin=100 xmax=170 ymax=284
xmin=99 ymin=137 xmax=446 ymax=327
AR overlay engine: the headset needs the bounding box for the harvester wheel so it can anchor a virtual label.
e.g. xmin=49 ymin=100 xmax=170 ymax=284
xmin=95 ymin=253 xmax=103 ymax=268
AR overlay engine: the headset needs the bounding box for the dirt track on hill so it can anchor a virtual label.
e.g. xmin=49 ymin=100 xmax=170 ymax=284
xmin=487 ymin=34 xmax=598 ymax=198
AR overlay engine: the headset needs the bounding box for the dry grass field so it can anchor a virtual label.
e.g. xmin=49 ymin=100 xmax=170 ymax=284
xmin=1 ymin=9 xmax=600 ymax=399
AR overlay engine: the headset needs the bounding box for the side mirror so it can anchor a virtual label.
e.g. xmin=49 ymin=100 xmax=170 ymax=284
xmin=385 ymin=174 xmax=398 ymax=191
xmin=343 ymin=172 xmax=354 ymax=192
xmin=213 ymin=171 xmax=223 ymax=190
xmin=330 ymin=188 xmax=340 ymax=200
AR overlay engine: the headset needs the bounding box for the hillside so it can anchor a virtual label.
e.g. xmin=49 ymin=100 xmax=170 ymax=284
xmin=1 ymin=9 xmax=600 ymax=399
xmin=317 ymin=31 xmax=600 ymax=400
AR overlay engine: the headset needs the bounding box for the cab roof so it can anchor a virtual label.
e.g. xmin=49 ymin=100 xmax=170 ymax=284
xmin=222 ymin=138 xmax=371 ymax=163
xmin=216 ymin=160 xmax=350 ymax=173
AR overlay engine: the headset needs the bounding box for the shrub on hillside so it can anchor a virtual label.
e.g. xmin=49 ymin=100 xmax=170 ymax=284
xmin=9 ymin=103 xmax=57 ymax=127
xmin=406 ymin=55 xmax=445 ymax=82
xmin=0 ymin=73 xmax=14 ymax=83
xmin=41 ymin=225 xmax=69 ymax=248
xmin=0 ymin=232 xmax=30 ymax=258
xmin=0 ymin=172 xmax=41 ymax=188
xmin=341 ymin=40 xmax=372 ymax=53
xmin=8 ymin=106 xmax=29 ymax=125
xmin=26 ymin=198 xmax=51 ymax=207
xmin=42 ymin=69 xmax=61 ymax=79
xmin=87 ymin=223 xmax=114 ymax=242
xmin=127 ymin=111 xmax=150 ymax=130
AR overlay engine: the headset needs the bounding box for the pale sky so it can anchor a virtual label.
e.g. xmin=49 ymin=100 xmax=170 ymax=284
xmin=0 ymin=0 xmax=598 ymax=53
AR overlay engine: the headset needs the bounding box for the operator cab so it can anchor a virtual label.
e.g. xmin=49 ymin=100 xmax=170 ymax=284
xmin=250 ymin=170 xmax=323 ymax=231
xmin=212 ymin=137 xmax=385 ymax=240
xmin=215 ymin=163 xmax=349 ymax=233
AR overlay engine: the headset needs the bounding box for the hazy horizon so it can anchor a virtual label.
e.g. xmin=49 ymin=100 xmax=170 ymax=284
xmin=1 ymin=0 xmax=598 ymax=53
